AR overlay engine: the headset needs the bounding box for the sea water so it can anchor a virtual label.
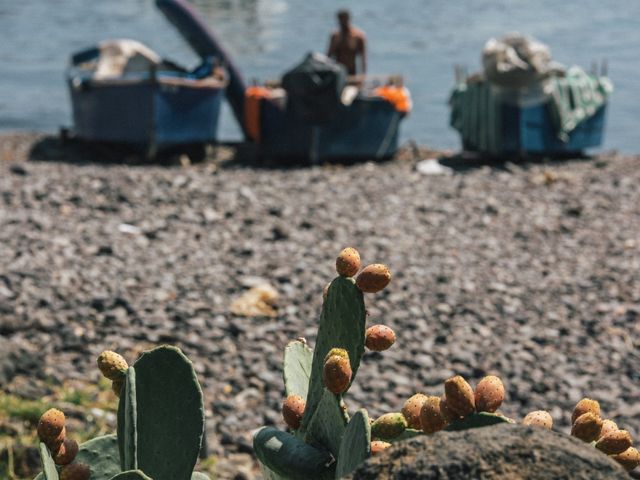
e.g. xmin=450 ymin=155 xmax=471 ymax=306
xmin=0 ymin=0 xmax=638 ymax=152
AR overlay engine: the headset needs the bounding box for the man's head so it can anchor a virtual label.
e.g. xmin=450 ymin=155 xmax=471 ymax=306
xmin=337 ymin=9 xmax=350 ymax=31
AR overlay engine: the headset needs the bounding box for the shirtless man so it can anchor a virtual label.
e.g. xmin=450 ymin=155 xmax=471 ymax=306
xmin=327 ymin=9 xmax=367 ymax=76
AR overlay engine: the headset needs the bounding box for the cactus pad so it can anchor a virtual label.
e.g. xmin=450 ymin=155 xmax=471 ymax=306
xmin=335 ymin=409 xmax=371 ymax=479
xmin=117 ymin=346 xmax=205 ymax=480
xmin=302 ymin=277 xmax=366 ymax=429
xmin=108 ymin=472 xmax=152 ymax=480
xmin=304 ymin=389 xmax=347 ymax=457
xmin=283 ymin=340 xmax=313 ymax=400
xmin=38 ymin=442 xmax=60 ymax=480
xmin=253 ymin=427 xmax=334 ymax=480
xmin=75 ymin=434 xmax=121 ymax=480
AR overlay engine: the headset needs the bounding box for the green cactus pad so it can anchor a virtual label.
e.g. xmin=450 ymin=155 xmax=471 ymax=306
xmin=284 ymin=340 xmax=313 ymax=400
xmin=445 ymin=412 xmax=512 ymax=431
xmin=118 ymin=367 xmax=138 ymax=471
xmin=117 ymin=346 xmax=205 ymax=480
xmin=37 ymin=442 xmax=59 ymax=480
xmin=109 ymin=471 xmax=152 ymax=480
xmin=75 ymin=434 xmax=121 ymax=480
xmin=253 ymin=427 xmax=335 ymax=480
xmin=304 ymin=389 xmax=347 ymax=457
xmin=302 ymin=277 xmax=366 ymax=429
xmin=335 ymin=409 xmax=371 ymax=479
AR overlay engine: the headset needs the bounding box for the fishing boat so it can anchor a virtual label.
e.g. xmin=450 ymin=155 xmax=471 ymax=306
xmin=244 ymin=55 xmax=410 ymax=162
xmin=156 ymin=0 xmax=411 ymax=162
xmin=67 ymin=39 xmax=227 ymax=156
xmin=449 ymin=34 xmax=612 ymax=156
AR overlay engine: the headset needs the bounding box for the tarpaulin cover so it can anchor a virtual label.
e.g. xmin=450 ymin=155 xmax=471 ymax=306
xmin=281 ymin=53 xmax=347 ymax=125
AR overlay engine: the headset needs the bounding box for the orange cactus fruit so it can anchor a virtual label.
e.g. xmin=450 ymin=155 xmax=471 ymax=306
xmin=595 ymin=430 xmax=633 ymax=455
xmin=59 ymin=463 xmax=91 ymax=480
xmin=37 ymin=409 xmax=65 ymax=443
xmin=401 ymin=393 xmax=428 ymax=430
xmin=97 ymin=350 xmax=128 ymax=380
xmin=112 ymin=378 xmax=125 ymax=398
xmin=571 ymin=398 xmax=600 ymax=425
xmin=370 ymin=440 xmax=392 ymax=455
xmin=365 ymin=325 xmax=396 ymax=352
xmin=419 ymin=396 xmax=448 ymax=434
xmin=323 ymin=354 xmax=352 ymax=394
xmin=439 ymin=394 xmax=459 ymax=423
xmin=522 ymin=411 xmax=553 ymax=429
xmin=571 ymin=412 xmax=603 ymax=442
xmin=282 ymin=395 xmax=306 ymax=430
xmin=474 ymin=375 xmax=505 ymax=413
xmin=599 ymin=419 xmax=619 ymax=439
xmin=444 ymin=376 xmax=475 ymax=418
xmin=324 ymin=348 xmax=349 ymax=363
xmin=355 ymin=264 xmax=391 ymax=293
xmin=336 ymin=247 xmax=361 ymax=277
xmin=53 ymin=438 xmax=79 ymax=466
xmin=612 ymin=447 xmax=640 ymax=472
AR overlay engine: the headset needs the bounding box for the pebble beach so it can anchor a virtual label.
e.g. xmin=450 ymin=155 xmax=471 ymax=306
xmin=1 ymin=132 xmax=639 ymax=478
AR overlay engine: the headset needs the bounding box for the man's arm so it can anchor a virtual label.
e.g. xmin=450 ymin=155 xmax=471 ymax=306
xmin=359 ymin=35 xmax=367 ymax=74
xmin=327 ymin=32 xmax=337 ymax=59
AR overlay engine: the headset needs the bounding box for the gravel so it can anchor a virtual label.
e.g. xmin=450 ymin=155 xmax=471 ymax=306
xmin=1 ymin=133 xmax=639 ymax=478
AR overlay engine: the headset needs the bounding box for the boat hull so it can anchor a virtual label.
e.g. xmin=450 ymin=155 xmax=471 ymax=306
xmin=68 ymin=77 xmax=224 ymax=150
xmin=258 ymin=97 xmax=402 ymax=161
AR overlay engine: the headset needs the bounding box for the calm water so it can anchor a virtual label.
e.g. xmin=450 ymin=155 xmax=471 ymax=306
xmin=1 ymin=0 xmax=639 ymax=152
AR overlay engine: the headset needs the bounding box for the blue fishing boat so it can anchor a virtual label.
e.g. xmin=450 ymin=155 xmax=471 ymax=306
xmin=244 ymin=54 xmax=411 ymax=162
xmin=449 ymin=34 xmax=612 ymax=156
xmin=68 ymin=39 xmax=227 ymax=156
xmin=156 ymin=0 xmax=411 ymax=162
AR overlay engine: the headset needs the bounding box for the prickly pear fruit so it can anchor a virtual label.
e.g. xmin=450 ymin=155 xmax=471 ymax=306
xmin=370 ymin=441 xmax=391 ymax=455
xmin=336 ymin=247 xmax=361 ymax=277
xmin=365 ymin=325 xmax=396 ymax=352
xmin=402 ymin=393 xmax=428 ymax=429
xmin=323 ymin=354 xmax=352 ymax=394
xmin=571 ymin=412 xmax=603 ymax=442
xmin=599 ymin=419 xmax=619 ymax=439
xmin=324 ymin=347 xmax=349 ymax=363
xmin=282 ymin=395 xmax=306 ymax=430
xmin=53 ymin=438 xmax=79 ymax=465
xmin=97 ymin=350 xmax=128 ymax=380
xmin=112 ymin=378 xmax=124 ymax=397
xmin=37 ymin=408 xmax=65 ymax=443
xmin=596 ymin=430 xmax=633 ymax=455
xmin=371 ymin=413 xmax=407 ymax=440
xmin=419 ymin=396 xmax=448 ymax=434
xmin=439 ymin=394 xmax=459 ymax=423
xmin=612 ymin=447 xmax=640 ymax=472
xmin=444 ymin=376 xmax=475 ymax=418
xmin=522 ymin=411 xmax=553 ymax=429
xmin=46 ymin=426 xmax=66 ymax=452
xmin=474 ymin=376 xmax=505 ymax=413
xmin=571 ymin=398 xmax=600 ymax=425
xmin=356 ymin=264 xmax=391 ymax=293
xmin=59 ymin=462 xmax=91 ymax=480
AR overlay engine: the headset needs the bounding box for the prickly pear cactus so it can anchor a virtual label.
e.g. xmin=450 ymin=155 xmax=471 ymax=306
xmin=301 ymin=276 xmax=366 ymax=429
xmin=117 ymin=346 xmax=205 ymax=480
xmin=35 ymin=345 xmax=209 ymax=480
xmin=254 ymin=249 xmax=384 ymax=480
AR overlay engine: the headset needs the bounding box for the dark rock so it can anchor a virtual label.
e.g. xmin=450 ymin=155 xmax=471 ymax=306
xmin=351 ymin=424 xmax=628 ymax=480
